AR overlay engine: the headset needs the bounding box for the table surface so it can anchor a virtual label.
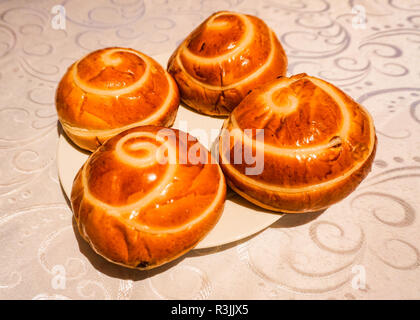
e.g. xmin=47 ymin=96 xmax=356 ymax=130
xmin=1 ymin=0 xmax=420 ymax=300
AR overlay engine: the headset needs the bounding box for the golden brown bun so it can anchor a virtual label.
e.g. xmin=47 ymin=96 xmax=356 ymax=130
xmin=56 ymin=47 xmax=180 ymax=151
xmin=167 ymin=11 xmax=288 ymax=116
xmin=219 ymin=74 xmax=377 ymax=213
xmin=71 ymin=125 xmax=226 ymax=269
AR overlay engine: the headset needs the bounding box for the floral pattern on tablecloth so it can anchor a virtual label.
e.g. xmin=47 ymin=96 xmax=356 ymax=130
xmin=0 ymin=0 xmax=419 ymax=299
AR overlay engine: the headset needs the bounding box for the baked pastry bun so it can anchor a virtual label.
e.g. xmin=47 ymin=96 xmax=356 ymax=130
xmin=56 ymin=47 xmax=180 ymax=151
xmin=167 ymin=11 xmax=288 ymax=116
xmin=219 ymin=74 xmax=377 ymax=213
xmin=71 ymin=126 xmax=226 ymax=269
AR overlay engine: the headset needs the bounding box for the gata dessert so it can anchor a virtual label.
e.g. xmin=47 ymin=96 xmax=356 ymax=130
xmin=168 ymin=11 xmax=288 ymax=116
xmin=71 ymin=126 xmax=226 ymax=269
xmin=56 ymin=47 xmax=180 ymax=151
xmin=219 ymin=74 xmax=377 ymax=213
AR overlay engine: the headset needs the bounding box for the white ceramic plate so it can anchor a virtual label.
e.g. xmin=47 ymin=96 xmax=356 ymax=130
xmin=57 ymin=53 xmax=283 ymax=249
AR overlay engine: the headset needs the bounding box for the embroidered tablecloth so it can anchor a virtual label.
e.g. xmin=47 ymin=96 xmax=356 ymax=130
xmin=1 ymin=0 xmax=419 ymax=299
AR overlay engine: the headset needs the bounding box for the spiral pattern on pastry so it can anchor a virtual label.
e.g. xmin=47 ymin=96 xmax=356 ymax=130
xmin=219 ymin=74 xmax=377 ymax=213
xmin=56 ymin=47 xmax=180 ymax=151
xmin=167 ymin=11 xmax=288 ymax=115
xmin=71 ymin=126 xmax=226 ymax=269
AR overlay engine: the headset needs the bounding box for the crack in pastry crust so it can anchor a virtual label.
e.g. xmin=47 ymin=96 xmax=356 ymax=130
xmin=225 ymin=76 xmax=356 ymax=156
xmin=176 ymin=30 xmax=277 ymax=91
xmin=72 ymin=48 xmax=153 ymax=96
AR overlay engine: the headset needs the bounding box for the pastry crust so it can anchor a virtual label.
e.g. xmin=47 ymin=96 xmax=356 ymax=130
xmin=167 ymin=11 xmax=288 ymax=116
xmin=219 ymin=74 xmax=377 ymax=213
xmin=71 ymin=126 xmax=226 ymax=269
xmin=56 ymin=47 xmax=180 ymax=151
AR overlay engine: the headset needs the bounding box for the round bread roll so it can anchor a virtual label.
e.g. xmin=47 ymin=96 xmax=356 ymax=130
xmin=56 ymin=47 xmax=180 ymax=151
xmin=167 ymin=11 xmax=288 ymax=116
xmin=71 ymin=126 xmax=226 ymax=269
xmin=219 ymin=74 xmax=377 ymax=213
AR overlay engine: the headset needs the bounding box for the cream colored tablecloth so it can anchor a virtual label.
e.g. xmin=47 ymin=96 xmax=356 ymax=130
xmin=1 ymin=0 xmax=420 ymax=300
